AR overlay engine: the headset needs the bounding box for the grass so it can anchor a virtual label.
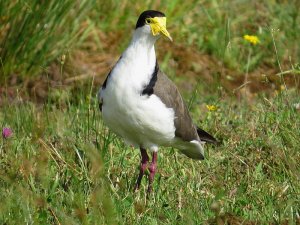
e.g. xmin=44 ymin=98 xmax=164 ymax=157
xmin=1 ymin=1 xmax=299 ymax=83
xmin=1 ymin=84 xmax=300 ymax=224
xmin=1 ymin=0 xmax=300 ymax=224
xmin=0 ymin=0 xmax=94 ymax=81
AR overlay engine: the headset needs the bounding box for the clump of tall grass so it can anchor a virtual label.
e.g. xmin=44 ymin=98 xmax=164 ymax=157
xmin=0 ymin=0 xmax=95 ymax=83
xmin=1 ymin=1 xmax=299 ymax=85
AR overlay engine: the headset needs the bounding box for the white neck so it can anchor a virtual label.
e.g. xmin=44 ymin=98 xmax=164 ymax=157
xmin=109 ymin=26 xmax=159 ymax=92
xmin=122 ymin=27 xmax=158 ymax=66
xmin=131 ymin=27 xmax=158 ymax=49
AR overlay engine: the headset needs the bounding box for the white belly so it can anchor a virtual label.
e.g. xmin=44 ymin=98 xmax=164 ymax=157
xmin=100 ymin=39 xmax=176 ymax=150
xmin=102 ymin=86 xmax=176 ymax=150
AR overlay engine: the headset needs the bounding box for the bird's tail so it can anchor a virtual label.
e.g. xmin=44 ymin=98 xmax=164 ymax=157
xmin=173 ymin=139 xmax=204 ymax=160
xmin=196 ymin=127 xmax=218 ymax=144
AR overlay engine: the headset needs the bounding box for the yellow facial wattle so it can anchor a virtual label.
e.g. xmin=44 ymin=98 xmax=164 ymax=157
xmin=147 ymin=17 xmax=172 ymax=41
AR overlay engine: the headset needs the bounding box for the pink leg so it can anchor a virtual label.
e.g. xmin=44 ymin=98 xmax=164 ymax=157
xmin=134 ymin=148 xmax=149 ymax=191
xmin=147 ymin=152 xmax=158 ymax=193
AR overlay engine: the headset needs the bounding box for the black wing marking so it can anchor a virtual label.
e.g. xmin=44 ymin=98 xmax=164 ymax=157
xmin=141 ymin=61 xmax=159 ymax=96
xmin=99 ymin=70 xmax=112 ymax=112
xmin=100 ymin=56 xmax=123 ymax=111
xmin=102 ymin=70 xmax=111 ymax=89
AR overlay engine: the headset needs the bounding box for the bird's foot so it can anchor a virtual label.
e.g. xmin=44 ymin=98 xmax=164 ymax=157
xmin=134 ymin=149 xmax=158 ymax=193
xmin=147 ymin=152 xmax=157 ymax=193
xmin=134 ymin=162 xmax=147 ymax=191
xmin=134 ymin=148 xmax=149 ymax=192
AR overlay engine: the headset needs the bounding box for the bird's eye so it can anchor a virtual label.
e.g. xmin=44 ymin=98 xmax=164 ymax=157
xmin=145 ymin=18 xmax=151 ymax=24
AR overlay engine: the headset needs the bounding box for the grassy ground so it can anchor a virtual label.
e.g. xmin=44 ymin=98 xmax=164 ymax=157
xmin=1 ymin=0 xmax=300 ymax=224
xmin=1 ymin=87 xmax=299 ymax=224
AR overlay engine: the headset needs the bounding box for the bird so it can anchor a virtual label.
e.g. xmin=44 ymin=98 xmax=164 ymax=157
xmin=98 ymin=10 xmax=217 ymax=193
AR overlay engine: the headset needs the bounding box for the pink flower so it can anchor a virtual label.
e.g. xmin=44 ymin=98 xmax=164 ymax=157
xmin=2 ymin=127 xmax=12 ymax=139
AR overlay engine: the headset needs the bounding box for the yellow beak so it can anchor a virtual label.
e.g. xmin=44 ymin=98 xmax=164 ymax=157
xmin=148 ymin=17 xmax=172 ymax=41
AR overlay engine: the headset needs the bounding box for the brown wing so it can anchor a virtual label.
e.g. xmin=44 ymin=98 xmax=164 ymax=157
xmin=153 ymin=70 xmax=199 ymax=142
xmin=152 ymin=70 xmax=218 ymax=144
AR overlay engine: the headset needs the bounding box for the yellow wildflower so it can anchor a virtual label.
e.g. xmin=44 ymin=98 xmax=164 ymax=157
xmin=243 ymin=35 xmax=260 ymax=45
xmin=206 ymin=105 xmax=217 ymax=111
xmin=61 ymin=54 xmax=66 ymax=65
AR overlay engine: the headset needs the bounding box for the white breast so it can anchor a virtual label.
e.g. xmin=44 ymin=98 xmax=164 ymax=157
xmin=99 ymin=32 xmax=176 ymax=151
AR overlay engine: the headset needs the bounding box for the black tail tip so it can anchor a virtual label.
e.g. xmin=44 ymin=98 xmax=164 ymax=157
xmin=196 ymin=127 xmax=219 ymax=145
